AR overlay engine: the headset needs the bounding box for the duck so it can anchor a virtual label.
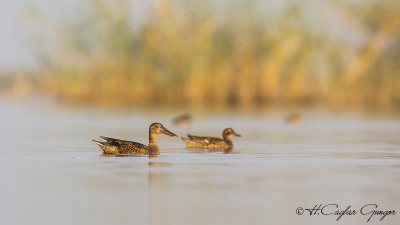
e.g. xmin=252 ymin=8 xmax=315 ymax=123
xmin=284 ymin=113 xmax=302 ymax=124
xmin=92 ymin=123 xmax=177 ymax=155
xmin=172 ymin=112 xmax=192 ymax=127
xmin=182 ymin=128 xmax=241 ymax=150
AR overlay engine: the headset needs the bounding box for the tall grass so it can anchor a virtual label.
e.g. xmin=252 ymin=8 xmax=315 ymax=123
xmin=34 ymin=0 xmax=400 ymax=109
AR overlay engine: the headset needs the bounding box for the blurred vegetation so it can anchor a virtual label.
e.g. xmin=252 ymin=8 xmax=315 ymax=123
xmin=28 ymin=0 xmax=400 ymax=109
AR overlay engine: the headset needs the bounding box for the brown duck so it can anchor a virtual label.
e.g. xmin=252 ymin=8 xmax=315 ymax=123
xmin=182 ymin=128 xmax=241 ymax=150
xmin=92 ymin=123 xmax=177 ymax=155
xmin=172 ymin=112 xmax=192 ymax=127
xmin=284 ymin=113 xmax=302 ymax=124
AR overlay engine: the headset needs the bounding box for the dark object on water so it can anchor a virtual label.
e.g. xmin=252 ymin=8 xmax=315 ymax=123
xmin=285 ymin=113 xmax=302 ymax=124
xmin=172 ymin=112 xmax=192 ymax=126
xmin=92 ymin=123 xmax=177 ymax=155
xmin=182 ymin=128 xmax=241 ymax=150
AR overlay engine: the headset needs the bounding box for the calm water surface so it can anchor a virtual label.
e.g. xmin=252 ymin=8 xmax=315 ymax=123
xmin=0 ymin=100 xmax=399 ymax=225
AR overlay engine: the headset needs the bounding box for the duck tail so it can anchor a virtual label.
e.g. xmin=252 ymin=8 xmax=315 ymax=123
xmin=92 ymin=140 xmax=106 ymax=146
xmin=181 ymin=136 xmax=191 ymax=141
xmin=182 ymin=137 xmax=197 ymax=145
xmin=181 ymin=137 xmax=192 ymax=144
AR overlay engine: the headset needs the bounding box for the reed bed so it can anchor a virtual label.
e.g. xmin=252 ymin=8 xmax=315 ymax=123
xmin=32 ymin=0 xmax=400 ymax=109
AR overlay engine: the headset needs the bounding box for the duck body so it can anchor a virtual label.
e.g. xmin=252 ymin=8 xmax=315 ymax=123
xmin=182 ymin=135 xmax=232 ymax=150
xmin=182 ymin=128 xmax=241 ymax=150
xmin=93 ymin=123 xmax=177 ymax=155
xmin=93 ymin=137 xmax=157 ymax=155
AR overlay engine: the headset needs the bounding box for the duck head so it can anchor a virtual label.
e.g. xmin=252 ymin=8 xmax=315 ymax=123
xmin=150 ymin=123 xmax=177 ymax=137
xmin=222 ymin=128 xmax=241 ymax=141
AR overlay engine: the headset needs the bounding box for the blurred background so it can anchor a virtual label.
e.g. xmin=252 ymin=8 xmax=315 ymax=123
xmin=1 ymin=0 xmax=400 ymax=111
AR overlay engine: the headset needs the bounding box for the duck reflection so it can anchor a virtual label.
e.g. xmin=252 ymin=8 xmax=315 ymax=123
xmin=101 ymin=153 xmax=155 ymax=158
xmin=148 ymin=160 xmax=171 ymax=225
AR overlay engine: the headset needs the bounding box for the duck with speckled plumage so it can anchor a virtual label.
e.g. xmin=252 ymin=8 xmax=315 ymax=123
xmin=92 ymin=123 xmax=177 ymax=156
xmin=182 ymin=128 xmax=241 ymax=150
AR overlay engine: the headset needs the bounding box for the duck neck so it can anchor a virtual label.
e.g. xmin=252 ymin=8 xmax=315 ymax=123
xmin=223 ymin=135 xmax=233 ymax=147
xmin=148 ymin=132 xmax=159 ymax=155
xmin=149 ymin=132 xmax=158 ymax=147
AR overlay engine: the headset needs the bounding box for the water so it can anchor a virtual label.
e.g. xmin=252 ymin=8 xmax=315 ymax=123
xmin=0 ymin=100 xmax=399 ymax=225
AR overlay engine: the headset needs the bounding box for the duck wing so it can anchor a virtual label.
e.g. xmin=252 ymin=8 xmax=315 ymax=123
xmin=186 ymin=135 xmax=223 ymax=144
xmin=187 ymin=134 xmax=209 ymax=140
xmin=100 ymin=136 xmax=146 ymax=148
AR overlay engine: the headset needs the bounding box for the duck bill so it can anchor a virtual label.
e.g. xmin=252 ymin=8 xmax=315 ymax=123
xmin=162 ymin=128 xmax=178 ymax=137
xmin=234 ymin=133 xmax=242 ymax=137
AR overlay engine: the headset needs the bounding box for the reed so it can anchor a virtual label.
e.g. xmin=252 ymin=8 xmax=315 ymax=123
xmin=32 ymin=0 xmax=400 ymax=109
